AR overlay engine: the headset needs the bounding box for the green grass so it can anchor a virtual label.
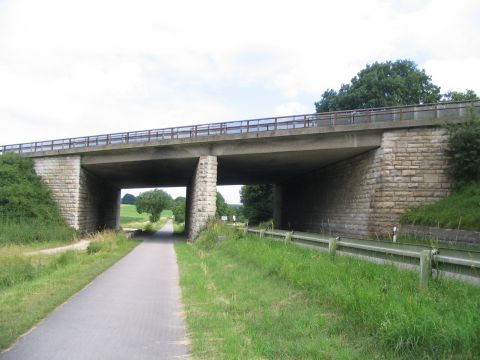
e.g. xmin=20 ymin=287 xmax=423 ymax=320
xmin=176 ymin=224 xmax=480 ymax=359
xmin=120 ymin=204 xmax=150 ymax=225
xmin=401 ymin=182 xmax=480 ymax=231
xmin=0 ymin=231 xmax=138 ymax=350
xmin=120 ymin=204 xmax=172 ymax=231
xmin=0 ymin=219 xmax=76 ymax=246
xmin=173 ymin=222 xmax=185 ymax=235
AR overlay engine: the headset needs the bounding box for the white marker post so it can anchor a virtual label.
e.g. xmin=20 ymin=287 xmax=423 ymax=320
xmin=393 ymin=226 xmax=397 ymax=243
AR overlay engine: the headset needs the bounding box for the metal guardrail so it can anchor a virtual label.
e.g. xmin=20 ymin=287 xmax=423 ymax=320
xmin=246 ymin=228 xmax=480 ymax=286
xmin=1 ymin=101 xmax=479 ymax=155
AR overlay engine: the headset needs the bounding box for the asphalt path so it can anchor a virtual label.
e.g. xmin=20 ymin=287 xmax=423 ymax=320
xmin=1 ymin=221 xmax=189 ymax=360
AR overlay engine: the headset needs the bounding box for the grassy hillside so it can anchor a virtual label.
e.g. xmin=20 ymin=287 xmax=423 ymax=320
xmin=401 ymin=183 xmax=480 ymax=231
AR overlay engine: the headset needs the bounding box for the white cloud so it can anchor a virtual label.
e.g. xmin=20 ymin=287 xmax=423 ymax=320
xmin=0 ymin=0 xmax=479 ymax=147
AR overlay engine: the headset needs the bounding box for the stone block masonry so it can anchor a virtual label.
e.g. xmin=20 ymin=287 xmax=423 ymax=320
xmin=33 ymin=155 xmax=120 ymax=233
xmin=33 ymin=156 xmax=82 ymax=229
xmin=280 ymin=127 xmax=451 ymax=238
xmin=187 ymin=156 xmax=217 ymax=239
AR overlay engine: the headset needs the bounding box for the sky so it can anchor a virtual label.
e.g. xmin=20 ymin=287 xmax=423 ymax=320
xmin=0 ymin=0 xmax=479 ymax=203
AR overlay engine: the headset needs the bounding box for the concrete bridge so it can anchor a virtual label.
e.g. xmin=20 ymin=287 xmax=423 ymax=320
xmin=2 ymin=101 xmax=479 ymax=239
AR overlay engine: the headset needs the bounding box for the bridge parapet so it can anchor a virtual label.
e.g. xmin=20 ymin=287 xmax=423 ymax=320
xmin=1 ymin=101 xmax=478 ymax=156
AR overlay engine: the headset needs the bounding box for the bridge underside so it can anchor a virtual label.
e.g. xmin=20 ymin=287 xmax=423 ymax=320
xmin=32 ymin=124 xmax=452 ymax=239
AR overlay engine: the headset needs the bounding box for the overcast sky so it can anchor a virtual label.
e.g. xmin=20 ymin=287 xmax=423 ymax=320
xmin=1 ymin=0 xmax=479 ymax=203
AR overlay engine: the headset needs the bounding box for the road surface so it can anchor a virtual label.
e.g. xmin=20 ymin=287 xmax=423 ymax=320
xmin=1 ymin=221 xmax=189 ymax=360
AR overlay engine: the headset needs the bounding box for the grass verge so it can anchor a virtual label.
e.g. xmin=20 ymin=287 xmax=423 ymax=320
xmin=0 ymin=231 xmax=138 ymax=351
xmin=0 ymin=219 xmax=76 ymax=246
xmin=173 ymin=222 xmax=185 ymax=235
xmin=176 ymin=224 xmax=480 ymax=359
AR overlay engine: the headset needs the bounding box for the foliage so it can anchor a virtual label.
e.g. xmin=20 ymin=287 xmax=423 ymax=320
xmin=135 ymin=189 xmax=173 ymax=222
xmin=441 ymin=89 xmax=479 ymax=102
xmin=240 ymin=184 xmax=273 ymax=224
xmin=173 ymin=196 xmax=186 ymax=223
xmin=315 ymin=60 xmax=441 ymax=112
xmin=445 ymin=108 xmax=480 ymax=185
xmin=121 ymin=193 xmax=137 ymax=205
xmin=0 ymin=153 xmax=64 ymax=223
xmin=178 ymin=225 xmax=480 ymax=358
xmin=401 ymin=182 xmax=480 ymax=231
xmin=215 ymin=192 xmax=229 ymax=218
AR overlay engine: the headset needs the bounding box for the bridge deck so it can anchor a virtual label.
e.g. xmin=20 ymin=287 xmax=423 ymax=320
xmin=1 ymin=101 xmax=478 ymax=156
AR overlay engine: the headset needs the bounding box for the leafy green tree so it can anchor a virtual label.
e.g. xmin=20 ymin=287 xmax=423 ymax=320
xmin=315 ymin=59 xmax=441 ymax=112
xmin=445 ymin=108 xmax=480 ymax=186
xmin=216 ymin=192 xmax=229 ymax=218
xmin=0 ymin=153 xmax=64 ymax=223
xmin=121 ymin=193 xmax=136 ymax=205
xmin=240 ymin=184 xmax=273 ymax=224
xmin=136 ymin=189 xmax=173 ymax=222
xmin=173 ymin=196 xmax=186 ymax=223
xmin=441 ymin=89 xmax=479 ymax=102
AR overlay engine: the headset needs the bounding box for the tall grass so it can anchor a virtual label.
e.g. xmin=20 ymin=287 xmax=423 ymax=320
xmin=0 ymin=231 xmax=128 ymax=289
xmin=0 ymin=219 xmax=76 ymax=246
xmin=193 ymin=225 xmax=480 ymax=358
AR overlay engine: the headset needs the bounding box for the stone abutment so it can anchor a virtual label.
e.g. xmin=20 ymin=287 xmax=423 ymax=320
xmin=277 ymin=127 xmax=451 ymax=237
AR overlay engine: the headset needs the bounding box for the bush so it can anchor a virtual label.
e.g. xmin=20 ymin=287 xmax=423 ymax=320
xmin=445 ymin=107 xmax=480 ymax=186
xmin=0 ymin=153 xmax=64 ymax=222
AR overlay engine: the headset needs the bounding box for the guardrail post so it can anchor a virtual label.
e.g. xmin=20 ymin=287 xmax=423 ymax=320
xmin=259 ymin=230 xmax=265 ymax=238
xmin=285 ymin=231 xmax=292 ymax=242
xmin=419 ymin=250 xmax=433 ymax=288
xmin=329 ymin=237 xmax=338 ymax=256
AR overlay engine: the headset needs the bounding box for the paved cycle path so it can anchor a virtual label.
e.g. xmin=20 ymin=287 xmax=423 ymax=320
xmin=1 ymin=222 xmax=189 ymax=360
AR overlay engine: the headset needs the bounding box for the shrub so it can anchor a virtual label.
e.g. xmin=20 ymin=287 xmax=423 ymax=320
xmin=445 ymin=107 xmax=480 ymax=186
xmin=0 ymin=153 xmax=63 ymax=222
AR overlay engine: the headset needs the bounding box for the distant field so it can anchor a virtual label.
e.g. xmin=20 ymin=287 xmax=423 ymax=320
xmin=120 ymin=204 xmax=173 ymax=229
xmin=120 ymin=204 xmax=150 ymax=225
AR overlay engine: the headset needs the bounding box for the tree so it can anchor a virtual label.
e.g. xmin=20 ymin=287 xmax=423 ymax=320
xmin=136 ymin=189 xmax=173 ymax=222
xmin=121 ymin=193 xmax=136 ymax=205
xmin=0 ymin=153 xmax=64 ymax=223
xmin=441 ymin=89 xmax=479 ymax=102
xmin=216 ymin=192 xmax=229 ymax=218
xmin=173 ymin=196 xmax=186 ymax=223
xmin=240 ymin=184 xmax=273 ymax=224
xmin=315 ymin=59 xmax=441 ymax=112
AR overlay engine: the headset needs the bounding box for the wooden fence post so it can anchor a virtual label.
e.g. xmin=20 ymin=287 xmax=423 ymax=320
xmin=329 ymin=237 xmax=338 ymax=256
xmin=285 ymin=232 xmax=292 ymax=243
xmin=419 ymin=250 xmax=433 ymax=288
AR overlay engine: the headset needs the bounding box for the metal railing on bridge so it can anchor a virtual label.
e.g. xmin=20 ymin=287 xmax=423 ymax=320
xmin=1 ymin=100 xmax=479 ymax=155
